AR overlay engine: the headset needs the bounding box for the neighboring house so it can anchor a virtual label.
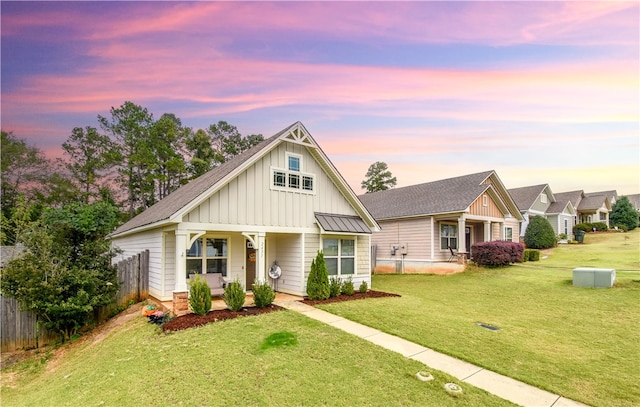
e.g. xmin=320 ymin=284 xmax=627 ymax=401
xmin=545 ymin=195 xmax=576 ymax=238
xmin=358 ymin=170 xmax=523 ymax=273
xmin=553 ymin=190 xmax=611 ymax=227
xmin=507 ymin=184 xmax=555 ymax=237
xmin=110 ymin=122 xmax=379 ymax=314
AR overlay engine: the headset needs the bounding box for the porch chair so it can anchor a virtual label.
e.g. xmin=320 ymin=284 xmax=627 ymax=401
xmin=448 ymin=247 xmax=457 ymax=262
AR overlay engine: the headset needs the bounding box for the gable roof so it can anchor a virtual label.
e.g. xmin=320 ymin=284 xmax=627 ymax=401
xmin=585 ymin=190 xmax=618 ymax=202
xmin=507 ymin=184 xmax=554 ymax=212
xmin=578 ymin=194 xmax=610 ymax=211
xmin=625 ymin=194 xmax=640 ymax=210
xmin=546 ymin=198 xmax=575 ymax=215
xmin=358 ymin=170 xmax=522 ymax=221
xmin=112 ymin=122 xmax=378 ymax=237
xmin=553 ymin=190 xmax=584 ymax=208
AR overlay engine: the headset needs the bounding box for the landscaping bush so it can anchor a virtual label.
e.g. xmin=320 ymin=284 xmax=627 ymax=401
xmin=359 ymin=280 xmax=368 ymax=293
xmin=575 ymin=222 xmax=609 ymax=233
xmin=573 ymin=223 xmax=591 ymax=233
xmin=591 ymin=222 xmax=608 ymax=231
xmin=524 ymin=215 xmax=556 ymax=249
xmin=523 ymin=249 xmax=540 ymax=262
xmin=224 ymin=279 xmax=246 ymax=311
xmin=472 ymin=241 xmax=524 ymax=267
xmin=613 ymin=224 xmax=628 ymax=232
xmin=341 ymin=277 xmax=355 ymax=296
xmin=329 ymin=277 xmax=342 ymax=298
xmin=306 ymin=251 xmax=330 ymax=300
xmin=189 ymin=275 xmax=212 ymax=315
xmin=252 ymin=280 xmax=276 ymax=308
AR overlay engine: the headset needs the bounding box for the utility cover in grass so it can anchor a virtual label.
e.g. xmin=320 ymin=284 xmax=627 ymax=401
xmin=475 ymin=322 xmax=501 ymax=331
xmin=261 ymin=331 xmax=298 ymax=350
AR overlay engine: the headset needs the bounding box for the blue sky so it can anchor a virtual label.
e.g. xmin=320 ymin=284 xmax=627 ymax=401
xmin=1 ymin=1 xmax=638 ymax=194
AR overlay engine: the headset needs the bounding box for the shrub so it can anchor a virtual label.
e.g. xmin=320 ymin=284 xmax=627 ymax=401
xmin=573 ymin=223 xmax=591 ymax=233
xmin=189 ymin=275 xmax=212 ymax=315
xmin=252 ymin=280 xmax=276 ymax=308
xmin=341 ymin=277 xmax=355 ymax=296
xmin=524 ymin=215 xmax=556 ymax=249
xmin=224 ymin=279 xmax=246 ymax=311
xmin=591 ymin=222 xmax=608 ymax=231
xmin=329 ymin=277 xmax=342 ymax=298
xmin=613 ymin=224 xmax=629 ymax=232
xmin=523 ymin=249 xmax=540 ymax=262
xmin=306 ymin=251 xmax=330 ymax=300
xmin=558 ymin=233 xmax=568 ymax=240
xmin=575 ymin=222 xmax=609 ymax=233
xmin=359 ymin=280 xmax=368 ymax=293
xmin=472 ymin=241 xmax=524 ymax=267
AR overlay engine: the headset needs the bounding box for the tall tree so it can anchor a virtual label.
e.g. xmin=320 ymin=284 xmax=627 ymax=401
xmin=1 ymin=131 xmax=49 ymax=211
xmin=361 ymin=161 xmax=397 ymax=193
xmin=61 ymin=126 xmax=117 ymax=203
xmin=186 ymin=129 xmax=216 ymax=178
xmin=98 ymin=101 xmax=154 ymax=218
xmin=149 ymin=113 xmax=190 ymax=200
xmin=207 ymin=121 xmax=263 ymax=165
xmin=610 ymin=196 xmax=638 ymax=231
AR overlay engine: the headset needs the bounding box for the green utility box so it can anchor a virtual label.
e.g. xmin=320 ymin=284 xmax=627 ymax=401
xmin=572 ymin=267 xmax=616 ymax=288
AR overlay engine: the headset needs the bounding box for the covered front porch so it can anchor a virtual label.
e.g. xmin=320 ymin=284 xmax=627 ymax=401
xmin=436 ymin=214 xmax=512 ymax=261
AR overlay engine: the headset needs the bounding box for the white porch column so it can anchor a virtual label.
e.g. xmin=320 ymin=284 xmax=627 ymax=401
xmin=484 ymin=221 xmax=492 ymax=242
xmin=458 ymin=217 xmax=466 ymax=253
xmin=174 ymin=230 xmax=189 ymax=292
xmin=256 ymin=232 xmax=267 ymax=283
xmin=499 ymin=222 xmax=505 ymax=240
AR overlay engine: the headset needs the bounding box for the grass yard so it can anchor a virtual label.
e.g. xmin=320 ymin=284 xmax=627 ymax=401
xmin=317 ymin=229 xmax=640 ymax=407
xmin=1 ymin=310 xmax=515 ymax=406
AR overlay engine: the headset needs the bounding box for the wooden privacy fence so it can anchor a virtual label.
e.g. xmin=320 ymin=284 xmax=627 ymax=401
xmin=1 ymin=250 xmax=150 ymax=353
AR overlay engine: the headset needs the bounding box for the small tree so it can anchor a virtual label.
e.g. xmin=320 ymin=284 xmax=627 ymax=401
xmin=224 ymin=279 xmax=246 ymax=311
xmin=252 ymin=281 xmax=276 ymax=308
xmin=361 ymin=161 xmax=397 ymax=193
xmin=189 ymin=276 xmax=211 ymax=316
xmin=524 ymin=215 xmax=557 ymax=249
xmin=306 ymin=251 xmax=330 ymax=300
xmin=610 ymin=196 xmax=638 ymax=231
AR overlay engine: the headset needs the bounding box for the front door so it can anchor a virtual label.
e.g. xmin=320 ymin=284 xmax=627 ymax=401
xmin=246 ymin=240 xmax=256 ymax=288
xmin=465 ymin=227 xmax=472 ymax=255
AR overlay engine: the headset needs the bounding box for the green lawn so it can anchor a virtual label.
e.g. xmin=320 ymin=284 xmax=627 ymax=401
xmin=317 ymin=229 xmax=640 ymax=407
xmin=1 ymin=311 xmax=515 ymax=406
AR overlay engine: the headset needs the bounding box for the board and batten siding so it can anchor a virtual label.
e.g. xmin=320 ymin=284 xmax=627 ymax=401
xmin=183 ymin=142 xmax=358 ymax=228
xmin=372 ymin=218 xmax=432 ymax=261
xmin=162 ymin=231 xmax=176 ymax=300
xmin=469 ymin=194 xmax=503 ymax=218
xmin=112 ymin=229 xmax=163 ymax=300
xmin=273 ymin=234 xmax=304 ymax=295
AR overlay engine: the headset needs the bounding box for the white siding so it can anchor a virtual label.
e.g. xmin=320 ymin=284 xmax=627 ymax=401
xmin=184 ymin=142 xmax=358 ymax=228
xmin=273 ymin=234 xmax=304 ymax=295
xmin=111 ymin=229 xmax=163 ymax=300
xmin=163 ymin=232 xmax=175 ymax=299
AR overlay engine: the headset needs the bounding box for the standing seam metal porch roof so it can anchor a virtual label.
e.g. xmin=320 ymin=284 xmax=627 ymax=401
xmin=315 ymin=213 xmax=371 ymax=234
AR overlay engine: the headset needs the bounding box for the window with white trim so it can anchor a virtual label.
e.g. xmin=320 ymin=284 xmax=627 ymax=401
xmin=323 ymin=238 xmax=355 ymax=276
xmin=541 ymin=194 xmax=547 ymax=204
xmin=482 ymin=194 xmax=488 ymax=206
xmin=440 ymin=224 xmax=458 ymax=250
xmin=186 ymin=237 xmax=228 ymax=277
xmin=271 ymin=152 xmax=315 ymax=193
xmin=504 ymin=227 xmax=513 ymax=241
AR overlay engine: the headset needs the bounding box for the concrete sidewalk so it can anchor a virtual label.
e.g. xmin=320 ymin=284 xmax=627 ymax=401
xmin=276 ymin=299 xmax=589 ymax=407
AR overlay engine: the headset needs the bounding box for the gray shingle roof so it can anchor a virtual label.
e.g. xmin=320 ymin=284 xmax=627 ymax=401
xmin=578 ymin=195 xmax=607 ymax=211
xmin=111 ymin=124 xmax=292 ymax=236
xmin=507 ymin=184 xmax=550 ymax=211
xmin=358 ymin=170 xmax=494 ymax=220
xmin=315 ymin=213 xmax=371 ymax=234
xmin=625 ymin=194 xmax=640 ymax=210
xmin=553 ymin=190 xmax=584 ymax=208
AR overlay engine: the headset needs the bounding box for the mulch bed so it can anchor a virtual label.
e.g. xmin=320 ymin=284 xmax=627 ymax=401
xmin=161 ymin=290 xmax=400 ymax=333
xmin=300 ymin=290 xmax=400 ymax=306
xmin=162 ymin=304 xmax=284 ymax=332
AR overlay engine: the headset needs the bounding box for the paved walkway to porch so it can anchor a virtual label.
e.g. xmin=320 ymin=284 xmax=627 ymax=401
xmin=274 ymin=296 xmax=589 ymax=407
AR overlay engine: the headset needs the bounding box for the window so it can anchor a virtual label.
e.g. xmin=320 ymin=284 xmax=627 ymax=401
xmin=541 ymin=194 xmax=547 ymax=204
xmin=440 ymin=224 xmax=457 ymax=250
xmin=273 ymin=171 xmax=286 ymax=187
xmin=288 ymin=155 xmax=300 ymax=172
xmin=482 ymin=195 xmax=488 ymax=207
xmin=270 ymin=152 xmax=315 ymax=193
xmin=187 ymin=237 xmax=228 ymax=277
xmin=564 ymin=219 xmax=568 ymax=235
xmin=504 ymin=227 xmax=513 ymax=241
xmin=323 ymin=238 xmax=355 ymax=276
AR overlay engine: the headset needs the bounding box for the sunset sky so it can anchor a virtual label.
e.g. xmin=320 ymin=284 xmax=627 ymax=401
xmin=1 ymin=1 xmax=638 ymax=195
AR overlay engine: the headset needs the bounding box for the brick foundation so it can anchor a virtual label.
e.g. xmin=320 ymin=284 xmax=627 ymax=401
xmin=173 ymin=291 xmax=189 ymax=316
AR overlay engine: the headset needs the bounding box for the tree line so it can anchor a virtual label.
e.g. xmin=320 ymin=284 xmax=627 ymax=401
xmin=1 ymin=101 xmax=264 ymax=243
